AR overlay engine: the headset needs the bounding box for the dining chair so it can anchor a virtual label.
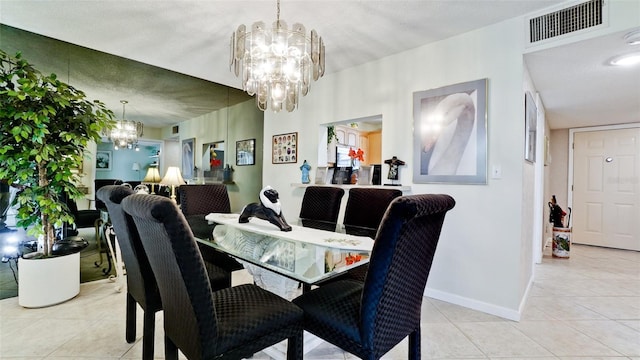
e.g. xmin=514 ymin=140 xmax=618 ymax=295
xmin=121 ymin=193 xmax=303 ymax=360
xmin=322 ymin=187 xmax=403 ymax=283
xmin=94 ymin=179 xmax=123 ymax=210
xmin=298 ymin=186 xmax=345 ymax=232
xmin=178 ymin=184 xmax=243 ymax=277
xmin=97 ymin=185 xmax=234 ymax=360
xmin=343 ymin=187 xmax=402 ymax=238
xmin=62 ymin=192 xmax=100 ymax=238
xmin=178 ymin=184 xmax=231 ymax=238
xmin=293 ymin=194 xmax=455 ymax=360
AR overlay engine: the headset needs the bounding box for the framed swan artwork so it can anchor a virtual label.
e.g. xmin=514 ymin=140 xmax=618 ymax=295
xmin=412 ymin=78 xmax=488 ymax=184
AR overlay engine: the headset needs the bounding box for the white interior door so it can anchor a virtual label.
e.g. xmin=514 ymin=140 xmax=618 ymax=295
xmin=572 ymin=127 xmax=640 ymax=251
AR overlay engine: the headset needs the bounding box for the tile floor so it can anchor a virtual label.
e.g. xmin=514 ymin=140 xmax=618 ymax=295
xmin=0 ymin=244 xmax=638 ymax=359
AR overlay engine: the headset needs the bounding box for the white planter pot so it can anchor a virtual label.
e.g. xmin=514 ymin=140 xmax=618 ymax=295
xmin=18 ymin=252 xmax=80 ymax=308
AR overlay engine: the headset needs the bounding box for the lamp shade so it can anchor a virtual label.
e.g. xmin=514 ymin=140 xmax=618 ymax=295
xmin=161 ymin=166 xmax=184 ymax=186
xmin=131 ymin=162 xmax=140 ymax=171
xmin=142 ymin=167 xmax=161 ymax=183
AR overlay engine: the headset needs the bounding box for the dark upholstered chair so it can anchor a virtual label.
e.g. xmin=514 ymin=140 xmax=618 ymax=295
xmin=343 ymin=187 xmax=403 ymax=239
xmin=178 ymin=184 xmax=243 ymax=274
xmin=97 ymin=186 xmax=234 ymax=360
xmin=179 ymin=184 xmax=231 ymax=239
xmin=298 ymin=186 xmax=345 ymax=232
xmin=321 ymin=187 xmax=403 ymax=283
xmin=94 ymin=179 xmax=123 ymax=210
xmin=63 ymin=195 xmax=100 ymax=236
xmin=293 ymin=194 xmax=455 ymax=360
xmin=121 ymin=194 xmax=303 ymax=360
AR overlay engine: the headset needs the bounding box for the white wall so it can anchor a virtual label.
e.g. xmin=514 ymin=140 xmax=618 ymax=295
xmin=262 ymin=17 xmax=531 ymax=320
xmin=256 ymin=0 xmax=640 ymax=321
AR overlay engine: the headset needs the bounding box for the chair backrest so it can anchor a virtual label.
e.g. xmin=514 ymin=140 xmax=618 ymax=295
xmin=343 ymin=187 xmax=402 ymax=238
xmin=121 ymin=194 xmax=217 ymax=360
xmin=360 ymin=194 xmax=455 ymax=358
xmin=60 ymin=192 xmax=99 ymax=235
xmin=94 ymin=179 xmax=123 ymax=210
xmin=299 ymin=186 xmax=345 ymax=231
xmin=179 ymin=184 xmax=231 ymax=216
xmin=96 ymin=185 xmax=160 ymax=310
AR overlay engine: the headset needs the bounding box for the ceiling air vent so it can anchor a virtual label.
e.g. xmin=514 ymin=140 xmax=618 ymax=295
xmin=529 ymin=0 xmax=604 ymax=43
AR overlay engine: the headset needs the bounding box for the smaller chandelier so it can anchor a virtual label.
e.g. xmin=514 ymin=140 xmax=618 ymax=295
xmin=230 ymin=0 xmax=325 ymax=112
xmin=108 ymin=100 xmax=143 ymax=150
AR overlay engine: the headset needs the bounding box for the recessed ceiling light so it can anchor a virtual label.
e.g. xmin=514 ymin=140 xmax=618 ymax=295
xmin=609 ymin=52 xmax=640 ymax=66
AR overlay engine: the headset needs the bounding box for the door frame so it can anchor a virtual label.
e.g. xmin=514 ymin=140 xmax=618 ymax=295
xmin=568 ymin=123 xmax=640 ymax=222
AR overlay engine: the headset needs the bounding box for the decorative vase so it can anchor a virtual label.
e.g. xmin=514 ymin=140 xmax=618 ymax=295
xmin=18 ymin=252 xmax=80 ymax=308
xmin=350 ymin=170 xmax=358 ymax=184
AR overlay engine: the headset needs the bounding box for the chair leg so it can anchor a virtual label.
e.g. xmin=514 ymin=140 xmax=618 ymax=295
xmin=142 ymin=309 xmax=156 ymax=360
xmin=286 ymin=331 xmax=303 ymax=360
xmin=125 ymin=293 xmax=136 ymax=343
xmin=165 ymin=334 xmax=178 ymax=360
xmin=408 ymin=327 xmax=421 ymax=360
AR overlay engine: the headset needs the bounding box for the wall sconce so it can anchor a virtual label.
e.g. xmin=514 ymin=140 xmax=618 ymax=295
xmin=131 ymin=162 xmax=140 ymax=180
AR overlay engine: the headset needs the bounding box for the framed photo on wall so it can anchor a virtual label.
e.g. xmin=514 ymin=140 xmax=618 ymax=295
xmin=95 ymin=150 xmax=112 ymax=171
xmin=524 ymin=91 xmax=537 ymax=163
xmin=236 ymin=138 xmax=256 ymax=166
xmin=412 ymin=78 xmax=488 ymax=184
xmin=272 ymin=132 xmax=297 ymax=164
xmin=182 ymin=137 xmax=195 ymax=179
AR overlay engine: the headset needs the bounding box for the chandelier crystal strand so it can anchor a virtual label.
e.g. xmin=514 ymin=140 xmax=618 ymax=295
xmin=230 ymin=0 xmax=324 ymax=112
xmin=109 ymin=100 xmax=143 ymax=150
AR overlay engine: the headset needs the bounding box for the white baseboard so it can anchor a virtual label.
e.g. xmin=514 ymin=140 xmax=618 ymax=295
xmin=424 ymin=287 xmax=522 ymax=322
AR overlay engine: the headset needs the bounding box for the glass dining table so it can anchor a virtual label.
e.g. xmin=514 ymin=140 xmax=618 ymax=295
xmin=198 ymin=213 xmax=375 ymax=358
xmin=197 ymin=213 xmax=374 ymax=296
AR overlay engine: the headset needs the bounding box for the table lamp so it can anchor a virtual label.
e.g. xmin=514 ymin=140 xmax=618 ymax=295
xmin=161 ymin=166 xmax=184 ymax=202
xmin=142 ymin=167 xmax=161 ymax=194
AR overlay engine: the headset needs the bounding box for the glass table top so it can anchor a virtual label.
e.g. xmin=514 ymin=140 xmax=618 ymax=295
xmin=197 ymin=213 xmax=374 ymax=285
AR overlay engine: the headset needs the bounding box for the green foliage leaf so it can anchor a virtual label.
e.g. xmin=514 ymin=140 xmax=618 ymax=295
xmin=0 ymin=49 xmax=116 ymax=256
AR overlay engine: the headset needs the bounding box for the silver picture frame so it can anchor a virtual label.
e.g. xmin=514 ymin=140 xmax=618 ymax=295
xmin=413 ymin=78 xmax=488 ymax=184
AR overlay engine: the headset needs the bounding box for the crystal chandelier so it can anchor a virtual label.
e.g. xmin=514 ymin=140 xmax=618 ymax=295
xmin=109 ymin=100 xmax=143 ymax=150
xmin=229 ymin=0 xmax=325 ymax=112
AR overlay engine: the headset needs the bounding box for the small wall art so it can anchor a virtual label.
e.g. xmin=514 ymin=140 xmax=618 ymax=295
xmin=95 ymin=150 xmax=112 ymax=171
xmin=412 ymin=78 xmax=488 ymax=184
xmin=236 ymin=138 xmax=256 ymax=166
xmin=182 ymin=137 xmax=195 ymax=179
xmin=272 ymin=132 xmax=297 ymax=164
xmin=524 ymin=91 xmax=537 ymax=163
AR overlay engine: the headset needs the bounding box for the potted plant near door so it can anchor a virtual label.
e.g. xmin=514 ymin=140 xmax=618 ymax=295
xmin=0 ymin=50 xmax=115 ymax=307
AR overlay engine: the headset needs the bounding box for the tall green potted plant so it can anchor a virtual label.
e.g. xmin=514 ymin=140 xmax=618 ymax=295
xmin=0 ymin=50 xmax=115 ymax=306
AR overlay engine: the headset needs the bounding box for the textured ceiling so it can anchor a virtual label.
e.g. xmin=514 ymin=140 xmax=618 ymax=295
xmin=0 ymin=25 xmax=251 ymax=129
xmin=1 ymin=0 xmax=638 ymax=130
